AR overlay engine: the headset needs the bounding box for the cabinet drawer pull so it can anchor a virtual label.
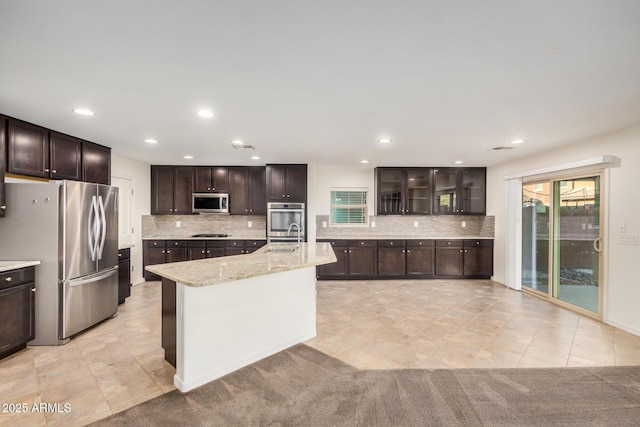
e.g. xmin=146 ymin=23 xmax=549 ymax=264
xmin=52 ymin=169 xmax=57 ymax=173
xmin=4 ymin=277 xmax=11 ymax=282
xmin=31 ymin=288 xmax=36 ymax=292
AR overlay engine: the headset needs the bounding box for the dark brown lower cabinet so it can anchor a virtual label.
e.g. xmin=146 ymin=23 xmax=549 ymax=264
xmin=144 ymin=239 xmax=266 ymax=280
xmin=161 ymin=278 xmax=176 ymax=367
xmin=317 ymin=239 xmax=492 ymax=280
xmin=377 ymin=240 xmax=405 ymax=277
xmin=316 ymin=240 xmax=376 ymax=278
xmin=118 ymin=248 xmax=131 ymax=304
xmin=463 ymin=239 xmax=494 ymax=277
xmin=316 ymin=241 xmax=348 ymax=277
xmin=434 ymin=240 xmax=464 ymax=276
xmin=0 ymin=266 xmax=36 ymax=360
xmin=406 ymin=240 xmax=435 ymax=277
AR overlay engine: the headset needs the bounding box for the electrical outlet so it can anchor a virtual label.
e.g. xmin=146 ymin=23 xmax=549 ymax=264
xmin=414 ymin=221 xmax=418 ymax=227
xmin=322 ymin=221 xmax=327 ymax=228
xmin=619 ymin=222 xmax=626 ymax=233
xmin=371 ymin=221 xmax=376 ymax=228
xmin=248 ymin=221 xmax=252 ymax=228
xmin=176 ymin=221 xmax=181 ymax=228
xmin=461 ymin=221 xmax=466 ymax=228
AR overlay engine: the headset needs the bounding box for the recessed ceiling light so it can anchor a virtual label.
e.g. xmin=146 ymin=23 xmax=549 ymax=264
xmin=145 ymin=138 xmax=158 ymax=144
xmin=72 ymin=108 xmax=95 ymax=116
xmin=184 ymin=155 xmax=194 ymax=159
xmin=197 ymin=110 xmax=215 ymax=118
xmin=251 ymin=156 xmax=260 ymax=160
xmin=511 ymin=139 xmax=525 ymax=144
xmin=454 ymin=160 xmax=464 ymax=165
xmin=361 ymin=160 xmax=369 ymax=164
xmin=231 ymin=140 xmax=244 ymax=145
xmin=378 ymin=138 xmax=392 ymax=144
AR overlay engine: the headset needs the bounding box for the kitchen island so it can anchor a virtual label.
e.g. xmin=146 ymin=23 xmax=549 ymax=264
xmin=145 ymin=242 xmax=336 ymax=392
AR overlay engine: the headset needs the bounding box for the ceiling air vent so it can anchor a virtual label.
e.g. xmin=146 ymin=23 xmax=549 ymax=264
xmin=231 ymin=144 xmax=255 ymax=150
xmin=488 ymin=146 xmax=514 ymax=152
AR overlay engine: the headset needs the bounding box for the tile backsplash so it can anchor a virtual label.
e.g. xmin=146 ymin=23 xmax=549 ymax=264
xmin=315 ymin=215 xmax=494 ymax=239
xmin=142 ymin=215 xmax=266 ymax=239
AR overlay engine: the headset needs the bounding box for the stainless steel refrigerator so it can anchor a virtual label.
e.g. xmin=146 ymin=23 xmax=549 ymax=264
xmin=0 ymin=180 xmax=118 ymax=345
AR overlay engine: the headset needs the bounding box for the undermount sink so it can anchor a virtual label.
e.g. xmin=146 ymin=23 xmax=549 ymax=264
xmin=266 ymin=245 xmax=299 ymax=253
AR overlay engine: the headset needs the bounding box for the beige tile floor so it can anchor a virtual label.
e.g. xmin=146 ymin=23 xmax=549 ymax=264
xmin=306 ymin=279 xmax=640 ymax=370
xmin=2 ymin=278 xmax=640 ymax=426
xmin=0 ymin=282 xmax=174 ymax=427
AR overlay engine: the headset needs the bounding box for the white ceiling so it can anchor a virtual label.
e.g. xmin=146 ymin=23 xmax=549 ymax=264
xmin=1 ymin=1 xmax=639 ymax=167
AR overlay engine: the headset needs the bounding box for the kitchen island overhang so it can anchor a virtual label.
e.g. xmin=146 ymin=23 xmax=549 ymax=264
xmin=145 ymin=242 xmax=336 ymax=393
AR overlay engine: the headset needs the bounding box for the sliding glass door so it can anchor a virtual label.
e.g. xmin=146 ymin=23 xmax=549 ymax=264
xmin=522 ymin=174 xmax=603 ymax=317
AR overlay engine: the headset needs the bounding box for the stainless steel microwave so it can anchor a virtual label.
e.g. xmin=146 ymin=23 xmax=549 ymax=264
xmin=192 ymin=193 xmax=229 ymax=213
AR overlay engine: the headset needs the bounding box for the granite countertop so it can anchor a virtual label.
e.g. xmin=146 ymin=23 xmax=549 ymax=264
xmin=316 ymin=235 xmax=494 ymax=240
xmin=145 ymin=242 xmax=336 ymax=287
xmin=142 ymin=235 xmax=267 ymax=241
xmin=0 ymin=260 xmax=41 ymax=272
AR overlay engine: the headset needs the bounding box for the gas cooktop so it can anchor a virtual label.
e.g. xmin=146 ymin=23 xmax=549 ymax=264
xmin=191 ymin=233 xmax=230 ymax=238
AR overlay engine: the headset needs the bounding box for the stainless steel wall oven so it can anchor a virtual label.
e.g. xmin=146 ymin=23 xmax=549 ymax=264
xmin=267 ymin=202 xmax=305 ymax=242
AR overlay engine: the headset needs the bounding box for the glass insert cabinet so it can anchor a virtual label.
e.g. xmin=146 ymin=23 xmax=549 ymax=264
xmin=375 ymin=167 xmax=486 ymax=215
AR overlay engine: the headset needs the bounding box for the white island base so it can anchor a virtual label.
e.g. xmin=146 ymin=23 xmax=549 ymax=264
xmin=173 ymin=267 xmax=316 ymax=392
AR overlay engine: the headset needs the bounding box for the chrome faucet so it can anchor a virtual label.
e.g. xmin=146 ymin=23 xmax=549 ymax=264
xmin=287 ymin=223 xmax=301 ymax=247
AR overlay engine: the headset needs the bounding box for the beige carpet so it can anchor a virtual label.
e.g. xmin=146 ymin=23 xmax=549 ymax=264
xmin=92 ymin=344 xmax=640 ymax=426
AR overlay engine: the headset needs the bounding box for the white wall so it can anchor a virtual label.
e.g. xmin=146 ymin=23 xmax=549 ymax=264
xmin=487 ymin=125 xmax=640 ymax=335
xmin=308 ymin=164 xmax=375 ymax=241
xmin=111 ymin=153 xmax=150 ymax=285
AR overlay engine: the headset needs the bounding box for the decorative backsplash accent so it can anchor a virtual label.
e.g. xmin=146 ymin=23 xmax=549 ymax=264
xmin=142 ymin=215 xmax=266 ymax=239
xmin=315 ymin=215 xmax=494 ymax=239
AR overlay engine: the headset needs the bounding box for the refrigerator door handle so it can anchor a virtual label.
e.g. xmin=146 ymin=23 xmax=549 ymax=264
xmin=88 ymin=195 xmax=100 ymax=261
xmin=66 ymin=266 xmax=118 ymax=287
xmin=97 ymin=195 xmax=107 ymax=260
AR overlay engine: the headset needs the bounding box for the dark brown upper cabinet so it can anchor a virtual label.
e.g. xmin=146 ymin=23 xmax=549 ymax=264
xmin=194 ymin=167 xmax=229 ymax=193
xmin=6 ymin=117 xmax=50 ymax=178
xmin=228 ymin=166 xmax=266 ymax=215
xmin=4 ymin=116 xmax=110 ymax=184
xmin=151 ymin=166 xmax=194 ymax=214
xmin=266 ymin=164 xmax=307 ymax=203
xmin=0 ymin=117 xmax=6 ymax=217
xmin=82 ymin=141 xmax=111 ymax=185
xmin=50 ymin=132 xmax=82 ymax=181
xmin=433 ymin=167 xmax=486 ymax=215
xmin=375 ymin=167 xmax=432 ymax=215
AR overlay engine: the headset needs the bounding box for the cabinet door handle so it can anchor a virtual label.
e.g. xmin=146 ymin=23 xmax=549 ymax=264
xmin=118 ymin=254 xmax=121 ymax=257
xmin=52 ymin=169 xmax=57 ymax=173
xmin=202 ymin=250 xmax=205 ymax=254
xmin=207 ymin=251 xmax=210 ymax=254
xmin=169 ymin=209 xmax=173 ymax=212
xmin=31 ymin=287 xmax=36 ymax=293
xmin=4 ymin=277 xmax=11 ymax=282
xmin=287 ymin=195 xmax=290 ymax=198
xmin=344 ymin=250 xmax=347 ymax=253
xmin=464 ymin=250 xmax=468 ymax=253
xmin=0 ymin=206 xmax=6 ymax=210
xmin=212 ymin=187 xmax=215 ymax=191
xmin=175 ymin=242 xmax=179 ymax=246
xmin=282 ymin=194 xmax=286 ymax=198
xmin=390 ymin=242 xmax=394 ymax=245
xmin=44 ymin=168 xmax=50 ymax=172
xmin=167 ymin=250 xmax=171 ymax=254
xmin=162 ymin=250 xmax=165 ymax=253
xmin=460 ymin=250 xmax=463 ymax=253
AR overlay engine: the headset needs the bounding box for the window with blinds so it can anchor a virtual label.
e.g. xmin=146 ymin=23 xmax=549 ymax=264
xmin=330 ymin=189 xmax=368 ymax=226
